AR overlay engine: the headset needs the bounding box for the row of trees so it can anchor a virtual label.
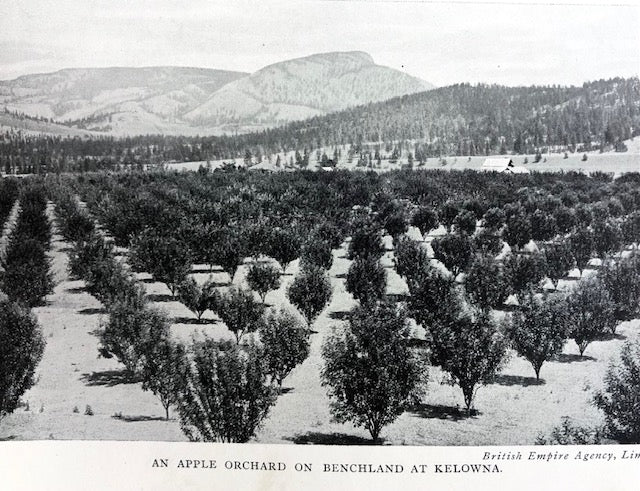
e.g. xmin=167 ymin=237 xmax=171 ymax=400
xmin=0 ymin=183 xmax=48 ymax=424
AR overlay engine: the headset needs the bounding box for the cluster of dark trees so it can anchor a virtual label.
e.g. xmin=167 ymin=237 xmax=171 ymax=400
xmin=1 ymin=77 xmax=637 ymax=174
xmin=0 ymin=183 xmax=49 ymax=423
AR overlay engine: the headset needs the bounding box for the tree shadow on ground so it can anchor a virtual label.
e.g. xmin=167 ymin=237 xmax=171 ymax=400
xmin=553 ymin=354 xmax=596 ymax=363
xmin=285 ymin=432 xmax=379 ymax=445
xmin=492 ymin=374 xmax=545 ymax=387
xmin=600 ymin=332 xmax=626 ymax=341
xmin=192 ymin=266 xmax=223 ymax=274
xmin=334 ymin=273 xmax=347 ymax=279
xmin=81 ymin=369 xmax=139 ymax=387
xmin=77 ymin=307 xmax=107 ymax=315
xmin=328 ymin=311 xmax=350 ymax=321
xmin=172 ymin=316 xmax=218 ymax=325
xmin=138 ymin=277 xmax=157 ymax=284
xmin=59 ymin=246 xmax=74 ymax=253
xmin=0 ymin=435 xmax=17 ymax=441
xmin=112 ymin=414 xmax=168 ymax=423
xmin=408 ymin=403 xmax=479 ymax=421
xmin=147 ymin=294 xmax=176 ymax=302
xmin=66 ymin=286 xmax=87 ymax=294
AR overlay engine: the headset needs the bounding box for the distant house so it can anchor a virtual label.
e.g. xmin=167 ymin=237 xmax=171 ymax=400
xmin=481 ymin=157 xmax=530 ymax=174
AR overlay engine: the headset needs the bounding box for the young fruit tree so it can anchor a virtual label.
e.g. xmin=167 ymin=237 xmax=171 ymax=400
xmin=592 ymin=219 xmax=623 ymax=259
xmin=246 ymin=262 xmax=282 ymax=304
xmin=300 ymin=239 xmax=333 ymax=271
xmin=530 ymin=209 xmax=558 ymax=243
xmin=502 ymin=212 xmax=532 ymax=251
xmin=394 ymin=236 xmax=431 ymax=283
xmin=0 ymin=300 xmax=46 ymax=422
xmin=473 ymin=229 xmax=503 ymax=257
xmin=482 ymin=207 xmax=506 ymax=231
xmin=507 ymin=293 xmax=568 ymax=380
xmin=593 ymin=340 xmax=640 ymax=443
xmin=346 ymin=256 xmax=387 ymax=305
xmin=259 ymin=308 xmax=310 ymax=390
xmin=286 ymin=265 xmax=332 ymax=326
xmin=411 ymin=206 xmax=439 ymax=239
xmin=543 ymin=241 xmax=575 ymax=289
xmin=98 ymin=302 xmax=171 ymax=375
xmin=439 ymin=201 xmax=462 ymax=233
xmin=139 ymin=337 xmax=187 ymax=420
xmin=0 ymin=237 xmax=53 ymax=308
xmin=347 ymin=225 xmax=385 ymax=260
xmin=464 ymin=255 xmax=511 ymax=311
xmin=175 ymin=339 xmax=277 ymax=443
xmin=568 ymin=229 xmax=594 ymax=276
xmin=566 ymin=278 xmax=617 ymax=356
xmin=321 ymin=302 xmax=427 ymax=442
xmin=407 ymin=264 xmax=462 ymax=330
xmin=599 ymin=256 xmax=640 ymax=321
xmin=267 ymin=228 xmax=301 ymax=273
xmin=503 ymin=252 xmax=548 ymax=296
xmin=177 ymin=277 xmax=217 ymax=320
xmin=129 ymin=233 xmax=193 ymax=297
xmin=453 ymin=210 xmax=477 ymax=235
xmin=429 ymin=309 xmax=507 ymax=414
xmin=431 ymin=233 xmax=475 ymax=278
xmin=212 ymin=287 xmax=265 ymax=344
xmin=384 ymin=210 xmax=409 ymax=240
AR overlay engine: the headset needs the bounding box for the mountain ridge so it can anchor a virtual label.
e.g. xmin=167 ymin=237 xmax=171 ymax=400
xmin=0 ymin=51 xmax=433 ymax=136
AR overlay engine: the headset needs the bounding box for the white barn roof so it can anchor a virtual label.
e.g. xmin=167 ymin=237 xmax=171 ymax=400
xmin=482 ymin=158 xmax=513 ymax=169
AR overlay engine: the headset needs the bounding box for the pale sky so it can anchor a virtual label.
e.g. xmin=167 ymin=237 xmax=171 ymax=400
xmin=0 ymin=0 xmax=638 ymax=86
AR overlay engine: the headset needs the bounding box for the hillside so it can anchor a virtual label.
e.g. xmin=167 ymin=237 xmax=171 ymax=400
xmin=183 ymin=51 xmax=433 ymax=130
xmin=0 ymin=52 xmax=433 ymax=136
xmin=224 ymin=77 xmax=640 ymax=157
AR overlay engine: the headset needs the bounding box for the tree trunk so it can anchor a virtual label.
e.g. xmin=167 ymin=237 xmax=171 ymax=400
xmin=164 ymin=404 xmax=170 ymax=421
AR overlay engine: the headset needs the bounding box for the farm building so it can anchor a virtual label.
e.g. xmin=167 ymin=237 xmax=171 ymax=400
xmin=481 ymin=157 xmax=530 ymax=174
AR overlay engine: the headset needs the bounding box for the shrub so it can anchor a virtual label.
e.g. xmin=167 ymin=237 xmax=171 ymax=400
xmin=411 ymin=206 xmax=439 ymax=238
xmin=465 ymin=255 xmax=510 ymax=311
xmin=177 ymin=277 xmax=217 ymax=320
xmin=175 ymin=339 xmax=277 ymax=443
xmin=0 ymin=300 xmax=46 ymax=421
xmin=321 ymin=302 xmax=427 ymax=442
xmin=431 ymin=233 xmax=474 ymax=278
xmin=259 ymin=308 xmax=310 ymax=389
xmin=567 ymin=278 xmax=617 ymax=355
xmin=507 ymin=293 xmax=568 ymax=380
xmin=267 ymin=228 xmax=301 ymax=273
xmin=430 ymin=309 xmax=507 ymax=413
xmin=453 ymin=210 xmax=477 ymax=235
xmin=543 ymin=241 xmax=575 ymax=289
xmin=312 ymin=221 xmax=344 ymax=249
xmin=212 ymin=287 xmax=264 ymax=343
xmin=300 ymin=239 xmax=333 ymax=271
xmin=504 ymin=252 xmax=547 ymax=295
xmin=593 ymin=340 xmax=640 ymax=443
xmin=287 ymin=266 xmax=332 ymax=325
xmin=536 ymin=417 xmax=602 ymax=445
xmin=246 ymin=262 xmax=281 ymax=304
xmin=346 ymin=256 xmax=387 ymax=305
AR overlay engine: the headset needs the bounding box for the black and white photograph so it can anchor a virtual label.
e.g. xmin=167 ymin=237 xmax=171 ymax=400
xmin=0 ymin=0 xmax=639 ymax=487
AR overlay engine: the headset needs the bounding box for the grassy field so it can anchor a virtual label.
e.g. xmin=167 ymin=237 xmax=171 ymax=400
xmin=1 ymin=210 xmax=637 ymax=445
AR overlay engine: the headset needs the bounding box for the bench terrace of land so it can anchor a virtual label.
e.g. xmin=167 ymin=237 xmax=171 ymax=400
xmin=1 ymin=164 xmax=640 ymax=446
